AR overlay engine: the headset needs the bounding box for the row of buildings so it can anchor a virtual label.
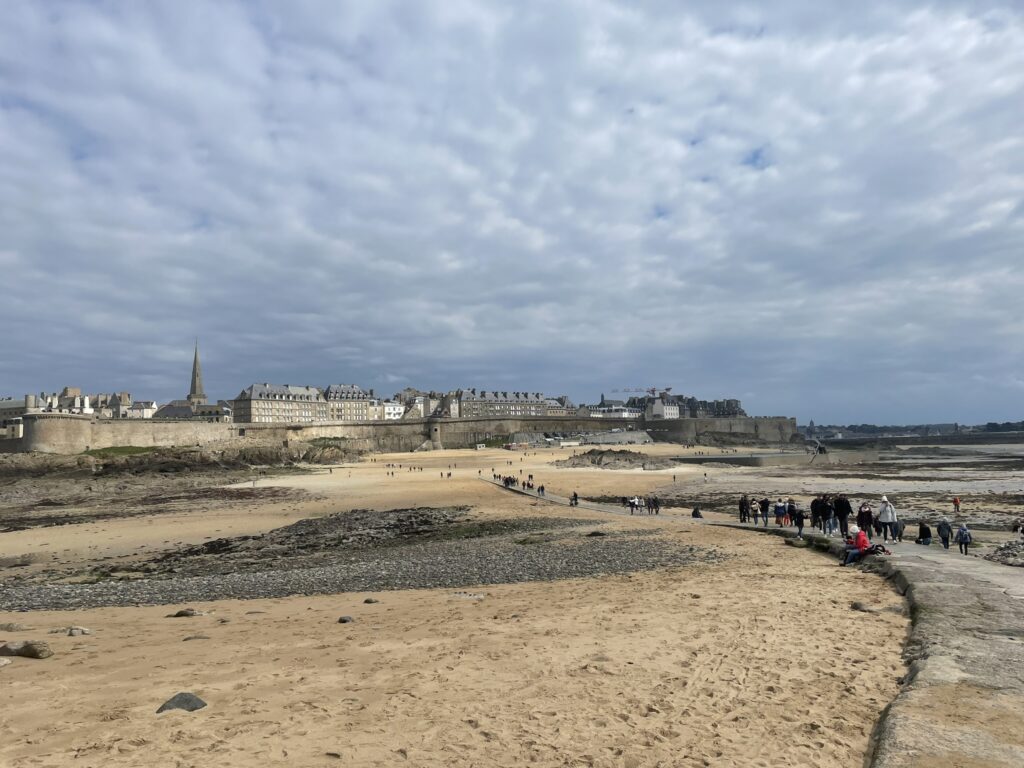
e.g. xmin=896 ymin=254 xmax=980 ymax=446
xmin=2 ymin=344 xmax=746 ymax=429
xmin=591 ymin=392 xmax=746 ymax=420
xmin=0 ymin=388 xmax=159 ymax=422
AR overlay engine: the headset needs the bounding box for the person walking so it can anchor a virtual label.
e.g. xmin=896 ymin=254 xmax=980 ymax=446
xmin=953 ymin=496 xmax=961 ymax=514
xmin=937 ymin=518 xmax=953 ymax=550
xmin=856 ymin=501 xmax=874 ymax=540
xmin=835 ymin=494 xmax=853 ymax=537
xmin=810 ymin=495 xmax=823 ymax=531
xmin=759 ymin=497 xmax=770 ymax=527
xmin=954 ymin=523 xmax=972 ymax=555
xmin=739 ymin=494 xmax=750 ymax=523
xmin=774 ymin=498 xmax=787 ymax=526
xmin=823 ymin=495 xmax=838 ymax=537
xmin=878 ymin=496 xmax=898 ymax=543
xmin=892 ymin=517 xmax=905 ymax=543
xmin=792 ymin=504 xmax=805 ymax=539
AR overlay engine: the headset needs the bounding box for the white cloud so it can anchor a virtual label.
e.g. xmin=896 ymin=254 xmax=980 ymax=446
xmin=0 ymin=0 xmax=1022 ymax=423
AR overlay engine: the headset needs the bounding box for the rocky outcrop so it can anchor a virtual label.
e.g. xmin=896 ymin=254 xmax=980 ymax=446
xmin=555 ymin=449 xmax=675 ymax=471
xmin=984 ymin=539 xmax=1024 ymax=567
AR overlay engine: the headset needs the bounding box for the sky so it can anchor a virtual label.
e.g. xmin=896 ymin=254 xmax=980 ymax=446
xmin=1 ymin=1 xmax=1023 ymax=425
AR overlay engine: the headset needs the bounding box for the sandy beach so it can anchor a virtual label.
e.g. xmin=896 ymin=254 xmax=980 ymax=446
xmin=1 ymin=445 xmax=916 ymax=767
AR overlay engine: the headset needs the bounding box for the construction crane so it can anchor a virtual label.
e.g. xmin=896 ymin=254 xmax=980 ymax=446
xmin=611 ymin=387 xmax=674 ymax=396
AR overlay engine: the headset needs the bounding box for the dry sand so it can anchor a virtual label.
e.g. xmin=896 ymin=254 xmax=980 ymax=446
xmin=1 ymin=446 xmax=909 ymax=767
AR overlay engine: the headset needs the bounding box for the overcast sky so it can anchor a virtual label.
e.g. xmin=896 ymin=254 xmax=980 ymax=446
xmin=1 ymin=1 xmax=1022 ymax=424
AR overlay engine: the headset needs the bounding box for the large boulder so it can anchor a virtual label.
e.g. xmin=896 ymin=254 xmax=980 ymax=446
xmin=0 ymin=640 xmax=54 ymax=659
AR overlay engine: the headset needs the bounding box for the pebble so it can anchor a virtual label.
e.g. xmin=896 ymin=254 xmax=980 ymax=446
xmin=338 ymin=616 xmax=354 ymax=624
xmin=183 ymin=635 xmax=211 ymax=641
xmin=363 ymin=598 xmax=379 ymax=604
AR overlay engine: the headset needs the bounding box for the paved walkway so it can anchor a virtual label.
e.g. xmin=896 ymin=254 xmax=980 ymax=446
xmin=667 ymin=523 xmax=1024 ymax=767
xmin=480 ymin=478 xmax=667 ymax=518
xmin=485 ymin=481 xmax=1024 ymax=767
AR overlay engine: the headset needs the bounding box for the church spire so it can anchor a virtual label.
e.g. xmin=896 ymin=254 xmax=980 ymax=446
xmin=188 ymin=339 xmax=207 ymax=406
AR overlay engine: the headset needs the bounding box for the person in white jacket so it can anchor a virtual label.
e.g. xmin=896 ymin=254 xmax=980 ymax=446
xmin=877 ymin=496 xmax=898 ymax=542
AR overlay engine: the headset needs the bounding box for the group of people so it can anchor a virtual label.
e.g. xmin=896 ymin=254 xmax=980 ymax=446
xmin=493 ymin=472 xmax=546 ymax=496
xmin=738 ymin=496 xmax=799 ymax=528
xmin=621 ymin=495 xmax=661 ymax=515
xmin=739 ymin=493 xmax=976 ymax=559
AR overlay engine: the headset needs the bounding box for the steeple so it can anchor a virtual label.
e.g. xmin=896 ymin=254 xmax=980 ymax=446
xmin=188 ymin=339 xmax=207 ymax=406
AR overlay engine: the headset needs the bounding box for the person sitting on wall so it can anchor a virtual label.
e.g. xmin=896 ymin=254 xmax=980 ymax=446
xmin=840 ymin=525 xmax=870 ymax=566
xmin=691 ymin=506 xmax=703 ymax=518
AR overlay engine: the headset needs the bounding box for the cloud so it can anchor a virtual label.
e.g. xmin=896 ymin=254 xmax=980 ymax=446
xmin=0 ymin=0 xmax=1022 ymax=423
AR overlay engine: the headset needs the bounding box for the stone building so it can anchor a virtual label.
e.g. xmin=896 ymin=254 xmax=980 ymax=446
xmin=457 ymin=389 xmax=548 ymax=418
xmin=393 ymin=388 xmax=447 ymax=419
xmin=323 ymin=384 xmax=372 ymax=421
xmin=232 ymin=384 xmax=327 ymax=423
xmin=544 ymin=395 xmax=576 ymax=416
xmin=627 ymin=392 xmax=746 ymax=419
xmin=109 ymin=393 xmax=158 ymax=419
xmin=589 ymin=394 xmax=643 ymax=418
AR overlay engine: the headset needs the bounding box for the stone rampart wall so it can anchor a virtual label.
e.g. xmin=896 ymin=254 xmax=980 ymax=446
xmin=649 ymin=416 xmax=798 ymax=444
xmin=15 ymin=413 xmax=798 ymax=454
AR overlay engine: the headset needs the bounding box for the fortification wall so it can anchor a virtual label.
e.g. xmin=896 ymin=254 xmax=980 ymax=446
xmin=20 ymin=414 xmax=237 ymax=453
xmin=232 ymin=420 xmax=433 ymax=453
xmin=427 ymin=416 xmax=636 ymax=449
xmin=15 ymin=413 xmax=796 ymax=454
xmin=648 ymin=416 xmax=798 ymax=444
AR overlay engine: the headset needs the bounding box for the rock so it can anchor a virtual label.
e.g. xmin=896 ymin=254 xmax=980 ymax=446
xmin=182 ymin=635 xmax=210 ymax=641
xmin=0 ymin=658 xmax=11 ymax=668
xmin=216 ymin=617 xmax=231 ymax=624
xmin=850 ymin=601 xmax=876 ymax=613
xmin=166 ymin=608 xmax=203 ymax=618
xmin=67 ymin=626 xmax=92 ymax=637
xmin=984 ymin=540 xmax=1024 ymax=568
xmin=0 ymin=640 xmax=54 ymax=659
xmin=363 ymin=598 xmax=379 ymax=604
xmin=586 ymin=531 xmax=607 ymax=537
xmin=156 ymin=692 xmax=207 ymax=713
xmin=0 ymin=623 xmax=31 ymax=632
xmin=338 ymin=616 xmax=354 ymax=624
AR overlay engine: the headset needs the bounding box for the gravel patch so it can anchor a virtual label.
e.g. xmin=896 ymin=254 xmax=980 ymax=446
xmin=0 ymin=532 xmax=718 ymax=611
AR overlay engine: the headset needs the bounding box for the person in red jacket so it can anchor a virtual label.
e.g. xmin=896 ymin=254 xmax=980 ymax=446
xmin=841 ymin=524 xmax=871 ymax=566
